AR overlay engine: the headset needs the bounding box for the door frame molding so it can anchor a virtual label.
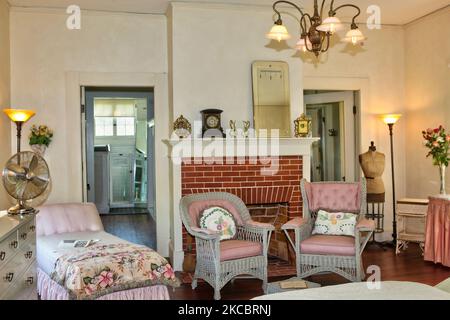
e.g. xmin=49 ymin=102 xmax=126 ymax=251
xmin=65 ymin=71 xmax=171 ymax=257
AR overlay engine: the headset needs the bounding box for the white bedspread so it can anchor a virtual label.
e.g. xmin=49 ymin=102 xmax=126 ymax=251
xmin=253 ymin=281 xmax=450 ymax=300
xmin=37 ymin=231 xmax=128 ymax=276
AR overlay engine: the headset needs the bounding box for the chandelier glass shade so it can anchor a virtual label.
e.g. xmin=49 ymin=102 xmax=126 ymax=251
xmin=316 ymin=16 xmax=344 ymax=34
xmin=267 ymin=0 xmax=366 ymax=57
xmin=266 ymin=23 xmax=292 ymax=42
xmin=342 ymin=27 xmax=366 ymax=45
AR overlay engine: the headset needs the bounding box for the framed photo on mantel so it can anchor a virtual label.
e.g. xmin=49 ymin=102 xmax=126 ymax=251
xmin=294 ymin=114 xmax=312 ymax=138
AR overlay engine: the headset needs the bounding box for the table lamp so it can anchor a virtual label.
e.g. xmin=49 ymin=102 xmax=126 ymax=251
xmin=3 ymin=109 xmax=36 ymax=154
xmin=381 ymin=114 xmax=402 ymax=245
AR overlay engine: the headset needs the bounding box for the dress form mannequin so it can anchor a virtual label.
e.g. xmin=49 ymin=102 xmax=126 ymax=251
xmin=359 ymin=142 xmax=386 ymax=202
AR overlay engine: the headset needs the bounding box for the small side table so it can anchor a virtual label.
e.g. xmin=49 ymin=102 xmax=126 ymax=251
xmin=396 ymin=198 xmax=429 ymax=255
xmin=424 ymin=196 xmax=450 ymax=267
xmin=267 ymin=277 xmax=321 ymax=294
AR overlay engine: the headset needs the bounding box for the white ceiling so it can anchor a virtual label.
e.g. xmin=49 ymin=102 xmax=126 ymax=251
xmin=7 ymin=0 xmax=449 ymax=25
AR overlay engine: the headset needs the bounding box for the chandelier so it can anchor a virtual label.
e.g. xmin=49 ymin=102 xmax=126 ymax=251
xmin=266 ymin=0 xmax=366 ymax=57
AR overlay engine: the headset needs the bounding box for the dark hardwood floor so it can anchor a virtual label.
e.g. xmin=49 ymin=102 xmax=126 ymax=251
xmin=97 ymin=215 xmax=450 ymax=300
xmin=101 ymin=213 xmax=156 ymax=249
xmin=170 ymin=244 xmax=450 ymax=300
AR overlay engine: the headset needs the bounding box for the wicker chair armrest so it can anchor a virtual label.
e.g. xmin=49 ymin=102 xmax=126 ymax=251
xmin=355 ymin=218 xmax=376 ymax=232
xmin=236 ymin=225 xmax=268 ymax=243
xmin=191 ymin=227 xmax=221 ymax=241
xmin=245 ymin=220 xmax=275 ymax=231
xmin=282 ymin=217 xmax=308 ymax=231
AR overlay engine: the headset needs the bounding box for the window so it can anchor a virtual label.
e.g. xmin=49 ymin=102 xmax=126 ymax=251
xmin=116 ymin=117 xmax=135 ymax=136
xmin=94 ymin=117 xmax=135 ymax=137
xmin=95 ymin=117 xmax=114 ymax=137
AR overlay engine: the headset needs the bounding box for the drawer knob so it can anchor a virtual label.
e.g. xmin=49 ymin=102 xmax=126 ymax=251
xmin=10 ymin=240 xmax=18 ymax=249
xmin=0 ymin=251 xmax=5 ymax=261
xmin=26 ymin=277 xmax=34 ymax=285
xmin=29 ymin=225 xmax=36 ymax=232
xmin=3 ymin=273 xmax=14 ymax=282
xmin=21 ymin=233 xmax=28 ymax=240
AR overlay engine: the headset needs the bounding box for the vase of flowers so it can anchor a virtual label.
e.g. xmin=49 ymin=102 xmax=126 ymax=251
xmin=29 ymin=125 xmax=54 ymax=157
xmin=422 ymin=126 xmax=450 ymax=195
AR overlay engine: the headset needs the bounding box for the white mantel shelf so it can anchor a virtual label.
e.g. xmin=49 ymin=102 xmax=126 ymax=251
xmin=163 ymin=137 xmax=320 ymax=157
xmin=163 ymin=137 xmax=320 ymax=271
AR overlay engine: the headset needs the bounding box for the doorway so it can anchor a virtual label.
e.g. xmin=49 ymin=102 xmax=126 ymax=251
xmin=83 ymin=88 xmax=156 ymax=247
xmin=304 ymin=90 xmax=360 ymax=182
xmin=85 ymin=88 xmax=155 ymax=214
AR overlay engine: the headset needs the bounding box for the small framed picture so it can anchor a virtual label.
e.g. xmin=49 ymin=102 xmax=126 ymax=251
xmin=294 ymin=114 xmax=312 ymax=138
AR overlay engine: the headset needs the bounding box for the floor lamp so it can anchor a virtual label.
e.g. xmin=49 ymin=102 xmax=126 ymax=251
xmin=382 ymin=114 xmax=402 ymax=245
xmin=3 ymin=109 xmax=36 ymax=155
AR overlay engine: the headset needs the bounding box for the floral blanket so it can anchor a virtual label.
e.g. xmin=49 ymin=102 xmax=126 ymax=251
xmin=51 ymin=243 xmax=180 ymax=300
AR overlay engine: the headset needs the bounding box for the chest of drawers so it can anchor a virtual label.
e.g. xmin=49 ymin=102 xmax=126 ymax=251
xmin=396 ymin=199 xmax=429 ymax=255
xmin=0 ymin=212 xmax=37 ymax=300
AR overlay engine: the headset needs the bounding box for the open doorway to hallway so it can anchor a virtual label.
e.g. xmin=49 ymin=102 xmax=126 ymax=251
xmin=304 ymin=90 xmax=361 ymax=182
xmin=82 ymin=87 xmax=156 ymax=248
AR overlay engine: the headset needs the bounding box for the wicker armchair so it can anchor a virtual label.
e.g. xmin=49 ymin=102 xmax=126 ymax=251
xmin=282 ymin=179 xmax=375 ymax=282
xmin=180 ymin=192 xmax=274 ymax=300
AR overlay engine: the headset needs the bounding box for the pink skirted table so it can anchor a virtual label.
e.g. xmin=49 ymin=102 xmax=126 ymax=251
xmin=424 ymin=197 xmax=450 ymax=267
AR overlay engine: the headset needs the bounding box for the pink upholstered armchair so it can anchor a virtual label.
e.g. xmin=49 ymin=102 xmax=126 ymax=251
xmin=282 ymin=179 xmax=375 ymax=282
xmin=179 ymin=192 xmax=275 ymax=300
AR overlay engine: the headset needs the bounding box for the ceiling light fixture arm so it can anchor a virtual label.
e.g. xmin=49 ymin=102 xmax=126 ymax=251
xmin=321 ymin=33 xmax=331 ymax=52
xmin=273 ymin=0 xmax=307 ymax=32
xmin=300 ymin=13 xmax=313 ymax=34
xmin=330 ymin=1 xmax=361 ymax=28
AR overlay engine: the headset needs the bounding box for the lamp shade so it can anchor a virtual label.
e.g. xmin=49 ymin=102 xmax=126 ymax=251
xmin=266 ymin=24 xmax=291 ymax=42
xmin=316 ymin=16 xmax=344 ymax=34
xmin=3 ymin=109 xmax=36 ymax=123
xmin=342 ymin=28 xmax=366 ymax=45
xmin=382 ymin=114 xmax=402 ymax=125
xmin=295 ymin=37 xmax=312 ymax=52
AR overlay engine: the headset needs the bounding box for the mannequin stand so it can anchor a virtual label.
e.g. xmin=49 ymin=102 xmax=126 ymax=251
xmin=366 ymin=195 xmax=388 ymax=250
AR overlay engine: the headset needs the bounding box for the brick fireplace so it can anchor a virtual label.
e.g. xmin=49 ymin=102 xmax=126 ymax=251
xmin=181 ymin=156 xmax=303 ymax=261
xmin=165 ymin=137 xmax=318 ymax=270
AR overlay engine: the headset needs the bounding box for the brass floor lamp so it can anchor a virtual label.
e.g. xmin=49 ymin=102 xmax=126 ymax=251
xmin=381 ymin=114 xmax=402 ymax=245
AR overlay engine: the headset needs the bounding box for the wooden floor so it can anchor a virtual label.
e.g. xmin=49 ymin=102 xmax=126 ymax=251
xmin=101 ymin=213 xmax=156 ymax=249
xmin=170 ymin=244 xmax=450 ymax=300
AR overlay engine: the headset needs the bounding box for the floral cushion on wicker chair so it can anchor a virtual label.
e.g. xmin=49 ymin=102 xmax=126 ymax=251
xmin=199 ymin=207 xmax=237 ymax=241
xmin=312 ymin=210 xmax=357 ymax=237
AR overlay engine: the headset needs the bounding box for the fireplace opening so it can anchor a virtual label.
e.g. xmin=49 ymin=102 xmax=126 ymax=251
xmin=248 ymin=203 xmax=293 ymax=262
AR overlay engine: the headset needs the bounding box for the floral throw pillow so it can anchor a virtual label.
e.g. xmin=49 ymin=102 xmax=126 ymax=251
xmin=312 ymin=210 xmax=357 ymax=237
xmin=199 ymin=207 xmax=237 ymax=241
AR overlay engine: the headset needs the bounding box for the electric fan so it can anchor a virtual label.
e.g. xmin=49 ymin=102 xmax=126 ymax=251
xmin=2 ymin=151 xmax=50 ymax=215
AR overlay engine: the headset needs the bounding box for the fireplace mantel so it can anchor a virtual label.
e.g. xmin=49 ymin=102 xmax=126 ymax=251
xmin=164 ymin=137 xmax=319 ymax=156
xmin=164 ymin=137 xmax=319 ymax=271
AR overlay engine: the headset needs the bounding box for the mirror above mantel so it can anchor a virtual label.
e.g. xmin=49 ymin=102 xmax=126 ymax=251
xmin=252 ymin=61 xmax=291 ymax=138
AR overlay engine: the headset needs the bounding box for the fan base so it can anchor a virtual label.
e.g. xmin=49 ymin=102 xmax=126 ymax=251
xmin=7 ymin=203 xmax=37 ymax=216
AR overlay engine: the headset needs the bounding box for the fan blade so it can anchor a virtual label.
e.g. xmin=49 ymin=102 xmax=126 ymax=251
xmin=22 ymin=181 xmax=41 ymax=201
xmin=5 ymin=163 xmax=26 ymax=175
xmin=14 ymin=180 xmax=28 ymax=199
xmin=30 ymin=175 xmax=49 ymax=188
xmin=28 ymin=155 xmax=39 ymax=172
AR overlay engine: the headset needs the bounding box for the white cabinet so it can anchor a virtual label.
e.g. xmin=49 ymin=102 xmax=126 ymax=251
xmin=110 ymin=151 xmax=135 ymax=208
xmin=396 ymin=199 xmax=428 ymax=255
xmin=0 ymin=213 xmax=36 ymax=300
